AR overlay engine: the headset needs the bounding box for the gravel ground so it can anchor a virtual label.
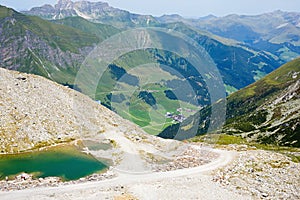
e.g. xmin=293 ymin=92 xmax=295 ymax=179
xmin=213 ymin=148 xmax=300 ymax=200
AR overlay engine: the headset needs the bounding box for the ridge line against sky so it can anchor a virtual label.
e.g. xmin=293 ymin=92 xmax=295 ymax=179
xmin=0 ymin=0 xmax=300 ymax=18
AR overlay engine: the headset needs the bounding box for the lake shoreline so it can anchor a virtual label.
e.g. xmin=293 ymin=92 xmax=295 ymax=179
xmin=0 ymin=168 xmax=115 ymax=192
xmin=0 ymin=141 xmax=109 ymax=183
xmin=0 ymin=140 xmax=82 ymax=156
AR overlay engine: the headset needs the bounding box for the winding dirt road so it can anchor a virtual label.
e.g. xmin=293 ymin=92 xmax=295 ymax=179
xmin=0 ymin=148 xmax=251 ymax=200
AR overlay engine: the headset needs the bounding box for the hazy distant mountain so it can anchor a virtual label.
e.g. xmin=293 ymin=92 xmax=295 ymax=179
xmin=158 ymin=11 xmax=300 ymax=62
xmin=197 ymin=11 xmax=300 ymax=44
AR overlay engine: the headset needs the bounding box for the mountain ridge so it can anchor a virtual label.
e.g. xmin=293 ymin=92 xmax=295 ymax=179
xmin=223 ymin=57 xmax=300 ymax=146
xmin=160 ymin=57 xmax=300 ymax=147
xmin=0 ymin=5 xmax=120 ymax=86
xmin=1 ymin=4 xmax=284 ymax=93
xmin=23 ymin=0 xmax=159 ymax=28
xmin=158 ymin=10 xmax=300 ymax=62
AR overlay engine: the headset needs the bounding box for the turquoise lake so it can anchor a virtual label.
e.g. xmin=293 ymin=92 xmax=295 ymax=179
xmin=0 ymin=146 xmax=107 ymax=181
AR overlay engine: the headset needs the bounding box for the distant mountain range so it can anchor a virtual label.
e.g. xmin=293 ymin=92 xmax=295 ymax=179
xmin=25 ymin=0 xmax=300 ymax=63
xmin=159 ymin=10 xmax=300 ymax=45
xmin=1 ymin=3 xmax=284 ymax=92
xmin=158 ymin=11 xmax=300 ymax=62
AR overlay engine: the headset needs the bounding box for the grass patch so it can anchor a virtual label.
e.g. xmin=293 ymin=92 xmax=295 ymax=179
xmin=190 ymin=134 xmax=300 ymax=163
xmin=189 ymin=134 xmax=248 ymax=145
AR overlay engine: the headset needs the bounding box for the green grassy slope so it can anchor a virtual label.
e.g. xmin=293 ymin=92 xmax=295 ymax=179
xmin=0 ymin=6 xmax=99 ymax=53
xmin=53 ymin=16 xmax=120 ymax=41
xmin=0 ymin=6 xmax=119 ymax=86
xmin=226 ymin=57 xmax=300 ymax=119
xmin=160 ymin=58 xmax=300 ymax=147
xmin=223 ymin=57 xmax=300 ymax=146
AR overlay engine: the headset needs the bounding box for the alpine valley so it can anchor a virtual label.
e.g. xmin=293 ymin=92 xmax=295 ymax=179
xmin=2 ymin=0 xmax=298 ymax=135
xmin=0 ymin=1 xmax=299 ymax=199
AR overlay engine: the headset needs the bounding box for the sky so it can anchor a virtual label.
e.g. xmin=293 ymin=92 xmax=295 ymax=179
xmin=0 ymin=0 xmax=300 ymax=18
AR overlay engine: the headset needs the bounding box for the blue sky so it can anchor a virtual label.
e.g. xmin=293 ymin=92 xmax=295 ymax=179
xmin=1 ymin=0 xmax=300 ymax=17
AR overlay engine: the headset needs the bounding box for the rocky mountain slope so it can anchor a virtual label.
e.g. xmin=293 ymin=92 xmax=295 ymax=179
xmin=23 ymin=0 xmax=158 ymax=28
xmin=0 ymin=67 xmax=115 ymax=153
xmin=213 ymin=147 xmax=300 ymax=199
xmin=0 ymin=68 xmax=180 ymax=158
xmin=160 ymin=58 xmax=300 ymax=147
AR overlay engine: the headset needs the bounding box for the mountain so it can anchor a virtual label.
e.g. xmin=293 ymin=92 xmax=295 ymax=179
xmin=0 ymin=5 xmax=287 ymax=135
xmin=53 ymin=16 xmax=120 ymax=40
xmin=25 ymin=0 xmax=300 ymax=62
xmin=0 ymin=67 xmax=133 ymax=153
xmin=0 ymin=5 xmax=119 ymax=86
xmin=23 ymin=0 xmax=159 ymax=28
xmin=158 ymin=11 xmax=300 ymax=62
xmin=0 ymin=66 xmax=188 ymax=177
xmin=196 ymin=11 xmax=300 ymax=45
xmin=22 ymin=1 xmax=285 ymax=91
xmin=160 ymin=58 xmax=300 ymax=147
xmin=0 ymin=67 xmax=180 ymax=167
xmin=223 ymin=57 xmax=300 ymax=146
xmin=76 ymin=21 xmax=284 ymax=135
xmin=22 ymin=1 xmax=286 ymax=90
xmin=159 ymin=11 xmax=300 ymax=45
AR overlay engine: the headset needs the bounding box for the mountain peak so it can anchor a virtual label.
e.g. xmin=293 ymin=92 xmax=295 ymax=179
xmin=23 ymin=0 xmax=156 ymax=27
xmin=198 ymin=14 xmax=217 ymax=20
xmin=55 ymin=0 xmax=74 ymax=9
xmin=57 ymin=0 xmax=72 ymax=4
